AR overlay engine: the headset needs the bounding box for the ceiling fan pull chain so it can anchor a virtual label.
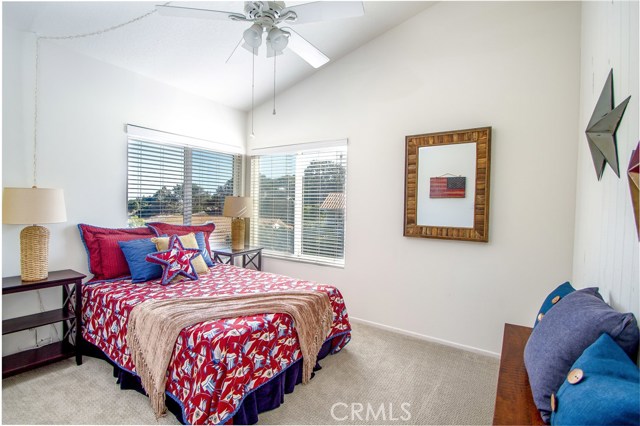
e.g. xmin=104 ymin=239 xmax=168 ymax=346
xmin=273 ymin=54 xmax=277 ymax=115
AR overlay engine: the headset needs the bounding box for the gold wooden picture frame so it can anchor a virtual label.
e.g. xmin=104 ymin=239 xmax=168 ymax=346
xmin=404 ymin=127 xmax=491 ymax=242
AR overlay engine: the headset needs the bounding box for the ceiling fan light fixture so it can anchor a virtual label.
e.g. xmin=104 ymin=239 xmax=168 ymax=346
xmin=243 ymin=23 xmax=263 ymax=48
xmin=157 ymin=1 xmax=366 ymax=68
xmin=267 ymin=27 xmax=290 ymax=52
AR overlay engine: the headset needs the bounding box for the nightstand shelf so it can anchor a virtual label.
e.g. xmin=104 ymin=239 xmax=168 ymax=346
xmin=2 ymin=269 xmax=86 ymax=378
xmin=2 ymin=341 xmax=76 ymax=377
xmin=3 ymin=309 xmax=76 ymax=335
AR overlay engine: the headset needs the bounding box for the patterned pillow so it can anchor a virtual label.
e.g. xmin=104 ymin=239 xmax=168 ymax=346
xmin=146 ymin=235 xmax=201 ymax=285
xmin=146 ymin=222 xmax=215 ymax=255
xmin=78 ymin=224 xmax=155 ymax=282
xmin=151 ymin=233 xmax=209 ymax=275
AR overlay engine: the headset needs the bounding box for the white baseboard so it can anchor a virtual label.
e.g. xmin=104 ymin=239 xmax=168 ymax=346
xmin=349 ymin=316 xmax=500 ymax=358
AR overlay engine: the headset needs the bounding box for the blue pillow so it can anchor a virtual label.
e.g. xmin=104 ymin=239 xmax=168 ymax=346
xmin=194 ymin=231 xmax=214 ymax=267
xmin=524 ymin=287 xmax=639 ymax=423
xmin=551 ymin=333 xmax=640 ymax=425
xmin=534 ymin=282 xmax=575 ymax=327
xmin=118 ymin=238 xmax=163 ymax=283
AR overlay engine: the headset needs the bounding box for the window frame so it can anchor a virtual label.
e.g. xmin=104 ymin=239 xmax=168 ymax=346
xmin=249 ymin=140 xmax=348 ymax=267
xmin=126 ymin=124 xmax=244 ymax=248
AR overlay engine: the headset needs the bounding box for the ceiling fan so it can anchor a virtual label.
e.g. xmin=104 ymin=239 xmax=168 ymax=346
xmin=156 ymin=1 xmax=365 ymax=68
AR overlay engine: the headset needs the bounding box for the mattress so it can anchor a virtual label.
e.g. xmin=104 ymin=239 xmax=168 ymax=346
xmin=81 ymin=263 xmax=351 ymax=424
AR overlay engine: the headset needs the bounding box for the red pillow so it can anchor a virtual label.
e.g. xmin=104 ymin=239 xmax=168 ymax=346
xmin=146 ymin=222 xmax=216 ymax=254
xmin=78 ymin=224 xmax=155 ymax=281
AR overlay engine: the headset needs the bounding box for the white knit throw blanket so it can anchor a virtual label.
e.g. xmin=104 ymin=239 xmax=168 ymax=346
xmin=127 ymin=291 xmax=333 ymax=418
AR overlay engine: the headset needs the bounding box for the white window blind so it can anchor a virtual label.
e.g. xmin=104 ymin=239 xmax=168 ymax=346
xmin=127 ymin=136 xmax=241 ymax=248
xmin=250 ymin=143 xmax=347 ymax=266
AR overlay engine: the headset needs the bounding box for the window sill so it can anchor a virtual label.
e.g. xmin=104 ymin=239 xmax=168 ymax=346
xmin=262 ymin=252 xmax=345 ymax=269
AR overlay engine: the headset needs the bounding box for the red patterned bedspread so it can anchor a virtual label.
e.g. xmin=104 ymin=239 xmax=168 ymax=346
xmin=81 ymin=264 xmax=351 ymax=425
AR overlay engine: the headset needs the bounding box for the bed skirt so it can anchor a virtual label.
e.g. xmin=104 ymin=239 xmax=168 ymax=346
xmin=83 ymin=335 xmax=343 ymax=425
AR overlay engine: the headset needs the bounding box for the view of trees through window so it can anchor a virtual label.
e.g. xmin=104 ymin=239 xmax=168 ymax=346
xmin=127 ymin=182 xmax=234 ymax=222
xmin=251 ymin=148 xmax=347 ymax=264
xmin=127 ymin=140 xmax=240 ymax=247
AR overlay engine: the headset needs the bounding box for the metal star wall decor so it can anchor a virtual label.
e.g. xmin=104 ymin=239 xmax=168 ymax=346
xmin=628 ymin=142 xmax=639 ymax=238
xmin=585 ymin=69 xmax=631 ymax=180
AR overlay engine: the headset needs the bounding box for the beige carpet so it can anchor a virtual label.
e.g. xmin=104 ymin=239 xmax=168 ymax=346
xmin=2 ymin=321 xmax=499 ymax=425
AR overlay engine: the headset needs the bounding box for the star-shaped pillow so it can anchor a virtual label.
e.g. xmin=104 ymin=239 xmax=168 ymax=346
xmin=146 ymin=235 xmax=201 ymax=285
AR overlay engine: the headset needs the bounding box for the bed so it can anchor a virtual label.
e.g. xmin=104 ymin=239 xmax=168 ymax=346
xmin=81 ymin=263 xmax=352 ymax=425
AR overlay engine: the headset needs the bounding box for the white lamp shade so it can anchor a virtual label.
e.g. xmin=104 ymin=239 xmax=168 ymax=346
xmin=267 ymin=28 xmax=289 ymax=52
xmin=243 ymin=23 xmax=263 ymax=48
xmin=223 ymin=196 xmax=253 ymax=218
xmin=3 ymin=187 xmax=67 ymax=224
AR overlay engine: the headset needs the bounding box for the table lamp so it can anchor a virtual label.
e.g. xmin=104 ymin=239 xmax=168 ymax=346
xmin=223 ymin=196 xmax=253 ymax=250
xmin=3 ymin=187 xmax=67 ymax=281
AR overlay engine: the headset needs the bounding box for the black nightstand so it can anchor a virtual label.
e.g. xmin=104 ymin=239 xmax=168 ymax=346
xmin=2 ymin=269 xmax=86 ymax=378
xmin=212 ymin=247 xmax=263 ymax=271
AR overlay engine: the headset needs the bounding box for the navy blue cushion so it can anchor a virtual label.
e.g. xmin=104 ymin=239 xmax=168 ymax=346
xmin=534 ymin=282 xmax=575 ymax=327
xmin=194 ymin=231 xmax=214 ymax=267
xmin=118 ymin=238 xmax=163 ymax=283
xmin=524 ymin=287 xmax=639 ymax=423
xmin=551 ymin=333 xmax=640 ymax=425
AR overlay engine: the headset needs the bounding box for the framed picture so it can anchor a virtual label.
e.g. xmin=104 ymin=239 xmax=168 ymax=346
xmin=404 ymin=127 xmax=491 ymax=242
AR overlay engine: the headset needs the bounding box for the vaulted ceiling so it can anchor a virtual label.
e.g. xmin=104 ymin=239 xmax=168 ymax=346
xmin=4 ymin=1 xmax=435 ymax=111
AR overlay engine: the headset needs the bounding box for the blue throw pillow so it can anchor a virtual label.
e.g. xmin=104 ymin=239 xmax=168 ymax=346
xmin=118 ymin=238 xmax=163 ymax=283
xmin=551 ymin=333 xmax=640 ymax=425
xmin=524 ymin=287 xmax=639 ymax=423
xmin=194 ymin=231 xmax=214 ymax=267
xmin=534 ymin=281 xmax=575 ymax=327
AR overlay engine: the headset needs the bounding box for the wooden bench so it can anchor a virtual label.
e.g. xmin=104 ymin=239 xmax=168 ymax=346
xmin=493 ymin=323 xmax=545 ymax=425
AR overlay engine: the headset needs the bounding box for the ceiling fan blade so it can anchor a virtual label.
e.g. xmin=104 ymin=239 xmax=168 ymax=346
xmin=284 ymin=27 xmax=329 ymax=68
xmin=283 ymin=1 xmax=364 ymax=25
xmin=155 ymin=4 xmax=246 ymax=21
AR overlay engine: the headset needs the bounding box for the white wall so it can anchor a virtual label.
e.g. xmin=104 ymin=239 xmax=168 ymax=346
xmin=573 ymin=1 xmax=639 ymax=319
xmin=2 ymin=28 xmax=246 ymax=354
xmin=248 ymin=1 xmax=581 ymax=354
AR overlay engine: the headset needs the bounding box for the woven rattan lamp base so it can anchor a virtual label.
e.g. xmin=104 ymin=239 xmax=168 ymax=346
xmin=231 ymin=218 xmax=246 ymax=250
xmin=20 ymin=225 xmax=50 ymax=281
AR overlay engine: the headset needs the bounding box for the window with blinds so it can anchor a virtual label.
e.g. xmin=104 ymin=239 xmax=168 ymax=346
xmin=250 ymin=143 xmax=347 ymax=266
xmin=127 ymin=136 xmax=242 ymax=248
